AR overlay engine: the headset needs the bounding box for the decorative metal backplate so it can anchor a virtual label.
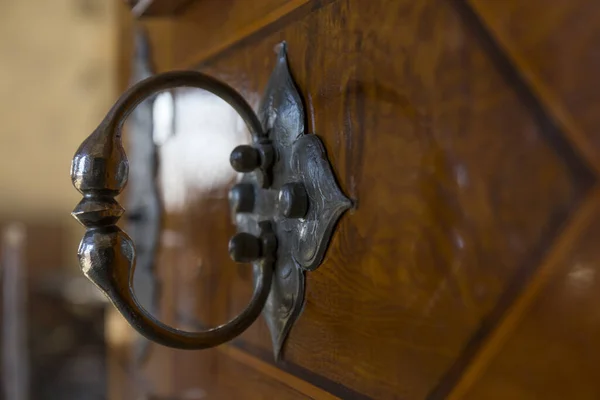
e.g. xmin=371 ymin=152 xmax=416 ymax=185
xmin=232 ymin=43 xmax=351 ymax=359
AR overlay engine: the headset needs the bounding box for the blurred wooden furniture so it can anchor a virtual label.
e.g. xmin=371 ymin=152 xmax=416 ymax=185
xmin=2 ymin=224 xmax=28 ymax=400
xmin=110 ymin=0 xmax=600 ymax=398
xmin=0 ymin=222 xmax=107 ymax=400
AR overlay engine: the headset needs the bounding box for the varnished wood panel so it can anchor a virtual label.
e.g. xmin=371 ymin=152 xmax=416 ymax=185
xmin=457 ymin=188 xmax=600 ymax=400
xmin=169 ymin=347 xmax=311 ymax=399
xmin=164 ymin=190 xmax=246 ymax=329
xmin=165 ymin=345 xmax=339 ymax=399
xmin=468 ymin=0 xmax=600 ymax=175
xmin=154 ymin=0 xmax=593 ymax=398
xmin=116 ymin=344 xmax=309 ymax=399
xmin=172 ymin=0 xmax=309 ymax=69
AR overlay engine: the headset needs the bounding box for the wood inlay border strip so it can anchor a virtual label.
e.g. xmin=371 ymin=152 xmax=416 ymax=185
xmin=232 ymin=339 xmax=372 ymax=400
xmin=219 ymin=345 xmax=341 ymax=400
xmin=174 ymin=0 xmax=310 ymax=69
xmin=447 ymin=185 xmax=600 ymax=399
xmin=466 ymin=0 xmax=600 ymax=178
xmin=429 ymin=1 xmax=598 ymax=398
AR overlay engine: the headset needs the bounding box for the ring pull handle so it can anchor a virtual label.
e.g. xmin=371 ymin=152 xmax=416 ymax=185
xmin=71 ymin=43 xmax=351 ymax=359
xmin=70 ymin=71 xmax=274 ymax=349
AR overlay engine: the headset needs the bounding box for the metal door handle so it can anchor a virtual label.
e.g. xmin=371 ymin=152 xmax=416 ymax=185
xmin=70 ymin=43 xmax=350 ymax=357
xmin=71 ymin=71 xmax=276 ymax=349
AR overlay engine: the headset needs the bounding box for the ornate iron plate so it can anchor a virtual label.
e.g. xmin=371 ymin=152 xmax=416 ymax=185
xmin=231 ymin=43 xmax=351 ymax=359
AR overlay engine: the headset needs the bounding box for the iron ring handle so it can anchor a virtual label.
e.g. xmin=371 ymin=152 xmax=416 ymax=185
xmin=70 ymin=71 xmax=273 ymax=349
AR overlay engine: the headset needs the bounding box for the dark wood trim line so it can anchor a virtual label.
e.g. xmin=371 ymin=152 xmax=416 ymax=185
xmin=179 ymin=312 xmax=370 ymax=398
xmin=428 ymin=1 xmax=597 ymax=398
xmin=180 ymin=0 xmax=339 ymax=69
xmin=232 ymin=339 xmax=372 ymax=400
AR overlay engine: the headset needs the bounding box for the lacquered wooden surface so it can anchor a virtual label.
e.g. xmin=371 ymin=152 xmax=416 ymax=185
xmin=144 ymin=0 xmax=593 ymax=398
xmin=112 ymin=0 xmax=600 ymax=398
xmin=454 ymin=188 xmax=600 ymax=400
xmin=450 ymin=1 xmax=600 ymax=398
xmin=169 ymin=348 xmax=310 ymax=399
xmin=172 ymin=0 xmax=308 ymax=69
xmin=468 ymin=0 xmax=600 ymax=174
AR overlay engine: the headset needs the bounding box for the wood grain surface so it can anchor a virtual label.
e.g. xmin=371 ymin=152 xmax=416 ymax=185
xmin=147 ymin=0 xmax=592 ymax=398
xmin=110 ymin=0 xmax=600 ymax=398
xmin=468 ymin=0 xmax=600 ymax=175
xmin=172 ymin=0 xmax=309 ymax=69
xmin=457 ymin=187 xmax=600 ymax=400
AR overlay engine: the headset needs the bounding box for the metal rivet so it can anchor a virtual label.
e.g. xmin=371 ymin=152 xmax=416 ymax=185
xmin=230 ymin=145 xmax=260 ymax=173
xmin=229 ymin=183 xmax=255 ymax=213
xmin=229 ymin=232 xmax=262 ymax=263
xmin=278 ymin=182 xmax=308 ymax=219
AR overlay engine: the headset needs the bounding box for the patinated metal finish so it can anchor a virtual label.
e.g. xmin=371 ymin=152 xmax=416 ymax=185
xmin=70 ymin=42 xmax=350 ymax=358
xmin=231 ymin=43 xmax=351 ymax=358
xmin=71 ymin=69 xmax=272 ymax=349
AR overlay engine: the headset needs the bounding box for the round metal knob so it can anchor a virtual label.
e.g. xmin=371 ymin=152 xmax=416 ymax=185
xmin=229 ymin=232 xmax=262 ymax=263
xmin=229 ymin=183 xmax=255 ymax=213
xmin=278 ymin=182 xmax=308 ymax=219
xmin=230 ymin=145 xmax=261 ymax=173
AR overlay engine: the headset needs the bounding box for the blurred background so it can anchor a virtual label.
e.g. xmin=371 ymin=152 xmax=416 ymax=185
xmin=0 ymin=2 xmax=250 ymax=399
xmin=0 ymin=0 xmax=119 ymax=399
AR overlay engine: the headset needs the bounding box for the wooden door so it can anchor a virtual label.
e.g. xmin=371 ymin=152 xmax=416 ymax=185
xmin=110 ymin=0 xmax=600 ymax=398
